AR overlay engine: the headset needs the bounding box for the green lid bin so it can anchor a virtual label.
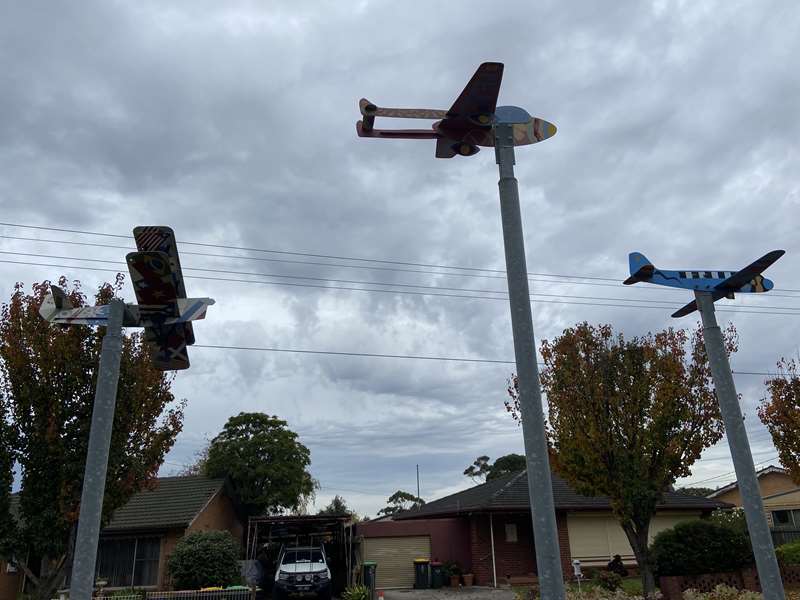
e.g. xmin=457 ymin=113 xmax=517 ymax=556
xmin=430 ymin=561 xmax=443 ymax=589
xmin=363 ymin=561 xmax=378 ymax=600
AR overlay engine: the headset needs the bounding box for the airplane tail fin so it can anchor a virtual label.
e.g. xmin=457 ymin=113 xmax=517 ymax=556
xmin=39 ymin=285 xmax=73 ymax=321
xmin=623 ymin=252 xmax=655 ymax=285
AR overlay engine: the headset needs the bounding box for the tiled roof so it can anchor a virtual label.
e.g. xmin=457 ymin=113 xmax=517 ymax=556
xmin=8 ymin=475 xmax=226 ymax=532
xmin=104 ymin=475 xmax=226 ymax=531
xmin=707 ymin=465 xmax=788 ymax=498
xmin=397 ymin=471 xmax=729 ymax=519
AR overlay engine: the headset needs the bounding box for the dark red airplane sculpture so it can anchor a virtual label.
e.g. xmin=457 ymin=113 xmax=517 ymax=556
xmin=356 ymin=62 xmax=557 ymax=158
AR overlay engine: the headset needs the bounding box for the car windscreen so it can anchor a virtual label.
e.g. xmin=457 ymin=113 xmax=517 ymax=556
xmin=281 ymin=550 xmax=324 ymax=565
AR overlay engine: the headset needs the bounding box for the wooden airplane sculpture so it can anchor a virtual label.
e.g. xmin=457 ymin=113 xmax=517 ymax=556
xmin=356 ymin=62 xmax=557 ymax=158
xmin=623 ymin=250 xmax=785 ymax=318
xmin=39 ymin=226 xmax=214 ymax=370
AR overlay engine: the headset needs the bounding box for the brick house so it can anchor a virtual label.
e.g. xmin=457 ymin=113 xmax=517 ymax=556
xmin=377 ymin=471 xmax=727 ymax=587
xmin=0 ymin=475 xmax=244 ymax=596
xmin=707 ymin=465 xmax=800 ymax=528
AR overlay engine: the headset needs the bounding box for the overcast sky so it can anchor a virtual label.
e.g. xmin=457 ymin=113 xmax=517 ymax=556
xmin=1 ymin=0 xmax=799 ymax=517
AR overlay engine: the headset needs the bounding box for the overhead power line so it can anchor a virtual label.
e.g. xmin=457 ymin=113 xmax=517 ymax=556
xmin=192 ymin=343 xmax=783 ymax=376
xmin=2 ymin=221 xmax=600 ymax=277
xmin=13 ymin=248 xmax=800 ymax=310
xmin=7 ymin=221 xmax=798 ymax=292
xmin=4 ymin=256 xmax=800 ymax=316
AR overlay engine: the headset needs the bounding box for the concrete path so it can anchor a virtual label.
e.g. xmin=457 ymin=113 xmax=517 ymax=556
xmin=383 ymin=587 xmax=516 ymax=600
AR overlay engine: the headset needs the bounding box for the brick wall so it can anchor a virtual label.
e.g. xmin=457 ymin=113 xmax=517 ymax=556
xmin=0 ymin=562 xmax=22 ymax=599
xmin=469 ymin=512 xmax=574 ymax=585
xmin=187 ymin=490 xmax=244 ymax=544
xmin=158 ymin=528 xmax=185 ymax=590
xmin=470 ymin=513 xmax=537 ymax=585
xmin=556 ymin=512 xmax=572 ymax=576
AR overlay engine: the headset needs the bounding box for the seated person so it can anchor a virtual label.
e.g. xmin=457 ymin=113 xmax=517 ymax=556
xmin=607 ymin=554 xmax=628 ymax=578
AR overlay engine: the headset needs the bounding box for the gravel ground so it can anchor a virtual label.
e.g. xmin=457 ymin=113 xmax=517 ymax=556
xmin=383 ymin=587 xmax=516 ymax=600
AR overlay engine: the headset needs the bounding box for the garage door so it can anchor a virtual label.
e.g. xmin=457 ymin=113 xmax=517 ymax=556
xmin=362 ymin=536 xmax=431 ymax=589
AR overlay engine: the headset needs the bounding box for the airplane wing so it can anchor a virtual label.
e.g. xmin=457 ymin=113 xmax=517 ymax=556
xmin=126 ymin=252 xmax=180 ymax=316
xmin=47 ymin=305 xmax=112 ymax=326
xmin=359 ymin=99 xmax=446 ymax=120
xmin=356 ymin=121 xmax=439 ymax=139
xmin=132 ymin=226 xmax=196 ymax=345
xmin=443 ymin=62 xmax=504 ymax=124
xmin=143 ymin=324 xmax=190 ymax=370
xmin=672 ymin=291 xmax=727 ymax=318
xmin=715 ymin=250 xmax=785 ymax=291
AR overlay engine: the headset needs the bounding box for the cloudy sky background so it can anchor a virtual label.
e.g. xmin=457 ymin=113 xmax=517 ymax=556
xmin=1 ymin=0 xmax=799 ymax=516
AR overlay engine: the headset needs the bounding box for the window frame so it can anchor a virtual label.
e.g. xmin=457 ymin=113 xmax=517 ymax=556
xmin=95 ymin=535 xmax=162 ymax=589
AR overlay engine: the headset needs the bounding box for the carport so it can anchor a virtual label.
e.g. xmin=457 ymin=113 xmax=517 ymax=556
xmin=246 ymin=515 xmax=355 ymax=595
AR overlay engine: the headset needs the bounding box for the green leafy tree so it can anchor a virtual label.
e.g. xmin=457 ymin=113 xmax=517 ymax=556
xmin=203 ymin=412 xmax=316 ymax=516
xmin=0 ymin=278 xmax=184 ymax=600
xmin=463 ymin=456 xmax=490 ymax=482
xmin=709 ymin=507 xmax=749 ymax=539
xmin=318 ymin=495 xmax=352 ymax=516
xmin=759 ymin=359 xmax=800 ymax=482
xmin=463 ymin=454 xmax=526 ymax=482
xmin=506 ymin=322 xmax=733 ymax=597
xmin=487 ymin=454 xmax=526 ymax=480
xmin=377 ymin=490 xmax=425 ymax=516
xmin=168 ymin=530 xmax=241 ymax=590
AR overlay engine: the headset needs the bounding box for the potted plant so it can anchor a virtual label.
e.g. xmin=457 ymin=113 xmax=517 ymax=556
xmin=462 ymin=572 xmax=474 ymax=587
xmin=442 ymin=561 xmax=461 ymax=587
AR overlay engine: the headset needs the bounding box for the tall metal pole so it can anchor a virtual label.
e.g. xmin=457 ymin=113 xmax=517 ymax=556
xmin=494 ymin=123 xmax=565 ymax=600
xmin=416 ymin=464 xmax=420 ymax=504
xmin=695 ymin=291 xmax=784 ymax=600
xmin=70 ymin=299 xmax=125 ymax=600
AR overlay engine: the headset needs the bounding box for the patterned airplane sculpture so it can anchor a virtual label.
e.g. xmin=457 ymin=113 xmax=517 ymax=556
xmin=39 ymin=226 xmax=214 ymax=370
xmin=356 ymin=62 xmax=557 ymax=158
xmin=623 ymin=250 xmax=785 ymax=318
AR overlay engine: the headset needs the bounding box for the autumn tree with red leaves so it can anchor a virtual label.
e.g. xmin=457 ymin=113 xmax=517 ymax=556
xmin=759 ymin=359 xmax=800 ymax=483
xmin=505 ymin=322 xmax=735 ymax=598
xmin=0 ymin=277 xmax=185 ymax=600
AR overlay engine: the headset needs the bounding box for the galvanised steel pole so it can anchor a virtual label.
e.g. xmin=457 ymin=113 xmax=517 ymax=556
xmin=695 ymin=291 xmax=784 ymax=600
xmin=494 ymin=122 xmax=566 ymax=600
xmin=70 ymin=299 xmax=125 ymax=599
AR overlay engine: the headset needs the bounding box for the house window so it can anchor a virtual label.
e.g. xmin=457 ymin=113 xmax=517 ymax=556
xmin=96 ymin=537 xmax=161 ymax=587
xmin=773 ymin=510 xmax=793 ymax=527
xmin=505 ymin=523 xmax=518 ymax=543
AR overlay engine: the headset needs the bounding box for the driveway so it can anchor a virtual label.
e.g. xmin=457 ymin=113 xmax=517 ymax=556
xmin=383 ymin=588 xmax=516 ymax=600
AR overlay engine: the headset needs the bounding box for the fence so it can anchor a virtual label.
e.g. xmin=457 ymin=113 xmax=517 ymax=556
xmin=54 ymin=589 xmax=254 ymax=600
xmin=771 ymin=526 xmax=800 ymax=546
xmin=144 ymin=590 xmax=253 ymax=600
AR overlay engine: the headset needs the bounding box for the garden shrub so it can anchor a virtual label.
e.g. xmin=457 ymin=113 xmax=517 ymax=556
xmin=110 ymin=590 xmax=144 ymax=599
xmin=342 ymin=585 xmax=370 ymax=600
xmin=682 ymin=584 xmax=761 ymax=600
xmin=776 ymin=539 xmax=800 ymax=565
xmin=168 ymin=530 xmax=241 ymax=590
xmin=594 ymin=570 xmax=622 ymax=591
xmin=650 ymin=520 xmax=753 ymax=577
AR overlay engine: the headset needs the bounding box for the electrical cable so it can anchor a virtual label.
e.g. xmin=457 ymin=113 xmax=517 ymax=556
xmin=3 ymin=257 xmax=800 ymax=316
xmin=6 ymin=222 xmax=799 ymax=292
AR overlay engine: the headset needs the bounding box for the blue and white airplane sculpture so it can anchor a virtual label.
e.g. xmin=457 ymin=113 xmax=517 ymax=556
xmin=623 ymin=250 xmax=785 ymax=318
